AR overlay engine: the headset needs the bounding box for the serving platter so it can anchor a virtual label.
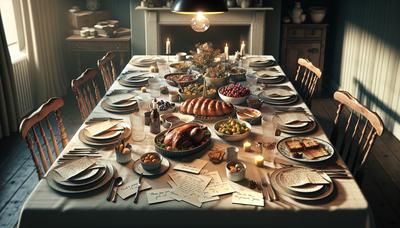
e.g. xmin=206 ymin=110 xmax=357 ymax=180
xmin=277 ymin=136 xmax=335 ymax=163
xmin=154 ymin=126 xmax=212 ymax=158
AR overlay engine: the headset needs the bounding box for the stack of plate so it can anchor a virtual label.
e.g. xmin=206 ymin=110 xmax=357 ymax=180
xmin=258 ymin=87 xmax=298 ymax=105
xmin=129 ymin=56 xmax=159 ymax=67
xmin=118 ymin=72 xmax=153 ymax=88
xmin=79 ymin=121 xmax=131 ymax=146
xmin=101 ymin=92 xmax=139 ymax=114
xmin=247 ymin=57 xmax=277 ymax=68
xmin=275 ymin=112 xmax=317 ymax=134
xmin=254 ymin=68 xmax=286 ymax=84
xmin=47 ymin=162 xmax=114 ymax=194
xmin=270 ymin=167 xmax=334 ymax=201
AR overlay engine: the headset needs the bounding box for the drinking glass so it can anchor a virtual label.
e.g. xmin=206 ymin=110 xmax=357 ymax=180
xmin=148 ymin=77 xmax=161 ymax=98
xmin=262 ymin=113 xmax=278 ymax=162
xmin=157 ymin=59 xmax=170 ymax=77
xmin=130 ymin=95 xmax=151 ymax=142
xmin=246 ymin=73 xmax=258 ymax=94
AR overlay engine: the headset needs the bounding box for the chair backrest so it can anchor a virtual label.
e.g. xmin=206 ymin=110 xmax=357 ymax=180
xmin=71 ymin=68 xmax=102 ymax=120
xmin=97 ymin=51 xmax=118 ymax=91
xmin=294 ymin=58 xmax=322 ymax=107
xmin=331 ymin=90 xmax=384 ymax=177
xmin=20 ymin=97 xmax=68 ymax=179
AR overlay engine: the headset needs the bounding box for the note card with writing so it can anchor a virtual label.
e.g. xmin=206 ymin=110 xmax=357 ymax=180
xmin=55 ymin=157 xmax=96 ymax=180
xmin=173 ymin=159 xmax=208 ymax=174
xmin=118 ymin=179 xmax=152 ymax=199
xmin=146 ymin=188 xmax=175 ymax=204
xmin=204 ymin=182 xmax=235 ymax=197
xmin=232 ymin=190 xmax=264 ymax=207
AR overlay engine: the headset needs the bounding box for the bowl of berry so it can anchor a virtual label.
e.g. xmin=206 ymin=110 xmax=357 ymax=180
xmin=218 ymin=83 xmax=250 ymax=105
xmin=151 ymin=100 xmax=176 ymax=114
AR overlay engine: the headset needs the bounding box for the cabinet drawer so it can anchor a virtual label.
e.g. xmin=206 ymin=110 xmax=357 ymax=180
xmin=287 ymin=28 xmax=305 ymax=38
xmin=305 ymin=28 xmax=323 ymax=38
xmin=286 ymin=28 xmax=323 ymax=39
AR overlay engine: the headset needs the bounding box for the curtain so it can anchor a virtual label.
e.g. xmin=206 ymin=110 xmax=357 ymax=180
xmin=20 ymin=0 xmax=67 ymax=106
xmin=0 ymin=12 xmax=19 ymax=139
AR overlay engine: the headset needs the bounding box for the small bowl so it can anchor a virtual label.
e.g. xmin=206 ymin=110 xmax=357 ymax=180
xmin=226 ymin=161 xmax=246 ymax=182
xmin=247 ymin=97 xmax=262 ymax=109
xmin=228 ymin=67 xmax=247 ymax=82
xmin=169 ymin=62 xmax=190 ymax=73
xmin=214 ymin=119 xmax=251 ymax=142
xmin=236 ymin=107 xmax=262 ymax=125
xmin=309 ymin=7 xmax=326 ymax=23
xmin=218 ymin=86 xmax=250 ymax=105
xmin=204 ymin=75 xmax=230 ymax=88
xmin=140 ymin=152 xmax=162 ymax=171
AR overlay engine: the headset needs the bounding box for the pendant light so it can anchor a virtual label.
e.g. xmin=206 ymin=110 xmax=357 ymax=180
xmin=171 ymin=0 xmax=228 ymax=32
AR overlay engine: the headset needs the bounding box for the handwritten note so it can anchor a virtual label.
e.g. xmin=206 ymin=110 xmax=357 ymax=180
xmin=281 ymin=169 xmax=330 ymax=187
xmin=55 ymin=157 xmax=96 ymax=180
xmin=146 ymin=188 xmax=175 ymax=204
xmin=173 ymin=159 xmax=208 ymax=174
xmin=204 ymin=182 xmax=235 ymax=197
xmin=85 ymin=120 xmax=122 ymax=136
xmin=277 ymin=112 xmax=311 ymax=125
xmin=117 ymin=179 xmax=152 ymax=199
xmin=232 ymin=190 xmax=264 ymax=207
xmin=205 ymin=171 xmax=223 ymax=184
xmin=108 ymin=93 xmax=136 ymax=104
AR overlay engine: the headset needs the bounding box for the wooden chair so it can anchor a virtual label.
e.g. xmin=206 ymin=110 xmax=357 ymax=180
xmin=331 ymin=90 xmax=384 ymax=179
xmin=97 ymin=51 xmax=118 ymax=91
xmin=71 ymin=68 xmax=102 ymax=121
xmin=294 ymin=58 xmax=322 ymax=107
xmin=20 ymin=97 xmax=68 ymax=179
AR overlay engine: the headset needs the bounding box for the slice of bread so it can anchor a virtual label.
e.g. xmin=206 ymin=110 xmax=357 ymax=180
xmin=302 ymin=138 xmax=320 ymax=149
xmin=303 ymin=147 xmax=329 ymax=160
xmin=285 ymin=140 xmax=303 ymax=152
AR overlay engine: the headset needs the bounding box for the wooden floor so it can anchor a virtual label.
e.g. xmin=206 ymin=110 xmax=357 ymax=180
xmin=0 ymin=94 xmax=399 ymax=228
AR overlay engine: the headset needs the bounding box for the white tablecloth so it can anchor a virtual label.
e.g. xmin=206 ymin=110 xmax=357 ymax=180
xmin=18 ymin=56 xmax=368 ymax=228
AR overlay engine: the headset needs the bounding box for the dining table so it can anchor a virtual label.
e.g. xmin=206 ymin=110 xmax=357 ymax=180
xmin=18 ymin=55 xmax=369 ymax=228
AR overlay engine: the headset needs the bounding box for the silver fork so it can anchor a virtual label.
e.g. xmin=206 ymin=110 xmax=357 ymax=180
xmin=266 ymin=173 xmax=278 ymax=201
xmin=260 ymin=175 xmax=274 ymax=202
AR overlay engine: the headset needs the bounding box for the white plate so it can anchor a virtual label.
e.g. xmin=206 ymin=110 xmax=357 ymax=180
xmin=277 ymin=136 xmax=335 ymax=163
xmin=47 ymin=163 xmax=114 ymax=194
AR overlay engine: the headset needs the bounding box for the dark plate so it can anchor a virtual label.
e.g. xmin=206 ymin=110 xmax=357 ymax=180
xmin=154 ymin=127 xmax=212 ymax=158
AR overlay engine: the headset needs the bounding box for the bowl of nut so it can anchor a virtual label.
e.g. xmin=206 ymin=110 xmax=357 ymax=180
xmin=140 ymin=152 xmax=163 ymax=171
xmin=228 ymin=67 xmax=247 ymax=82
xmin=169 ymin=61 xmax=191 ymax=73
xmin=214 ymin=118 xmax=251 ymax=142
xmin=218 ymin=83 xmax=250 ymax=105
xmin=226 ymin=161 xmax=246 ymax=182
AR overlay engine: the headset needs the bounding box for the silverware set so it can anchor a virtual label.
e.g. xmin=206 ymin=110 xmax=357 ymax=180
xmin=85 ymin=117 xmax=123 ymax=124
xmin=107 ymin=176 xmax=123 ymax=203
xmin=57 ymin=147 xmax=100 ymax=163
xmin=133 ymin=173 xmax=143 ymax=204
xmin=277 ymin=162 xmax=352 ymax=179
xmin=261 ymin=174 xmax=278 ymax=202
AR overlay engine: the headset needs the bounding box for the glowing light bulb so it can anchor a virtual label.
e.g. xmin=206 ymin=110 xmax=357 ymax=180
xmin=191 ymin=12 xmax=210 ymax=32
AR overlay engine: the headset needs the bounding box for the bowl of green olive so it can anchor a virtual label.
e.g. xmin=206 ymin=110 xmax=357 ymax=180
xmin=214 ymin=118 xmax=251 ymax=142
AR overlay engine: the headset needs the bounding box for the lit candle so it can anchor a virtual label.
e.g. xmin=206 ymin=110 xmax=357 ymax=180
xmin=224 ymin=43 xmax=229 ymax=60
xmin=149 ymin=65 xmax=158 ymax=73
xmin=254 ymin=155 xmax=264 ymax=167
xmin=240 ymin=41 xmax=245 ymax=56
xmin=166 ymin=38 xmax=171 ymax=55
xmin=243 ymin=141 xmax=252 ymax=152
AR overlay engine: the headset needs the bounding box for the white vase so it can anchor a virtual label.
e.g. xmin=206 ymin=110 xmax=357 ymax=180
xmin=291 ymin=2 xmax=304 ymax=24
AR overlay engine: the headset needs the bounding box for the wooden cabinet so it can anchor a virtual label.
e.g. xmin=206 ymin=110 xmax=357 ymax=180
xmin=280 ymin=24 xmax=328 ymax=84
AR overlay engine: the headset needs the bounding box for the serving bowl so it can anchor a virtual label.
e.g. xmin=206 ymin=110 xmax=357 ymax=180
xmin=228 ymin=67 xmax=247 ymax=82
xmin=140 ymin=152 xmax=162 ymax=171
xmin=236 ymin=107 xmax=262 ymax=125
xmin=164 ymin=73 xmax=199 ymax=87
xmin=204 ymin=75 xmax=230 ymax=88
xmin=309 ymin=7 xmax=326 ymax=23
xmin=218 ymin=85 xmax=250 ymax=105
xmin=226 ymin=161 xmax=246 ymax=182
xmin=214 ymin=118 xmax=251 ymax=142
xmin=169 ymin=62 xmax=191 ymax=73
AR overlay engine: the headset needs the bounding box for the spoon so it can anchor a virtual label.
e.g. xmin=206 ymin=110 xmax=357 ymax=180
xmin=111 ymin=177 xmax=123 ymax=203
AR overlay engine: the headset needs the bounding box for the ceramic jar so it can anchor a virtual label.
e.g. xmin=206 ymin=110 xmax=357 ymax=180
xmin=291 ymin=2 xmax=306 ymax=24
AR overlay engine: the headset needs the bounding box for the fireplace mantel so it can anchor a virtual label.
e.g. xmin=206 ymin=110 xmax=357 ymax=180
xmin=136 ymin=7 xmax=274 ymax=55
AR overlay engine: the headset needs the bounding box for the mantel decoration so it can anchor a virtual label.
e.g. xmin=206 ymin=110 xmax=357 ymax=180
xmin=171 ymin=0 xmax=228 ymax=32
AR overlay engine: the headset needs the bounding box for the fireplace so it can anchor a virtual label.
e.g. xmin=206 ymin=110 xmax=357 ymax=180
xmin=136 ymin=7 xmax=274 ymax=55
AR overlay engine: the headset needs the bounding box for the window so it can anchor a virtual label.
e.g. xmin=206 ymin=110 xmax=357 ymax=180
xmin=0 ymin=0 xmax=25 ymax=60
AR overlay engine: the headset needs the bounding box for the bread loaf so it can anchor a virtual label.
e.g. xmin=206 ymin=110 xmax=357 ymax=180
xmin=180 ymin=98 xmax=234 ymax=116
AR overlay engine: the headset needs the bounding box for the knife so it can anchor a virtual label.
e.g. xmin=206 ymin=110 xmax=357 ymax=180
xmin=266 ymin=173 xmax=278 ymax=201
xmin=133 ymin=173 xmax=143 ymax=204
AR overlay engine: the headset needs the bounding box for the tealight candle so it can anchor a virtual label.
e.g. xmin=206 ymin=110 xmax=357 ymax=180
xmin=243 ymin=141 xmax=252 ymax=152
xmin=254 ymin=155 xmax=264 ymax=167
